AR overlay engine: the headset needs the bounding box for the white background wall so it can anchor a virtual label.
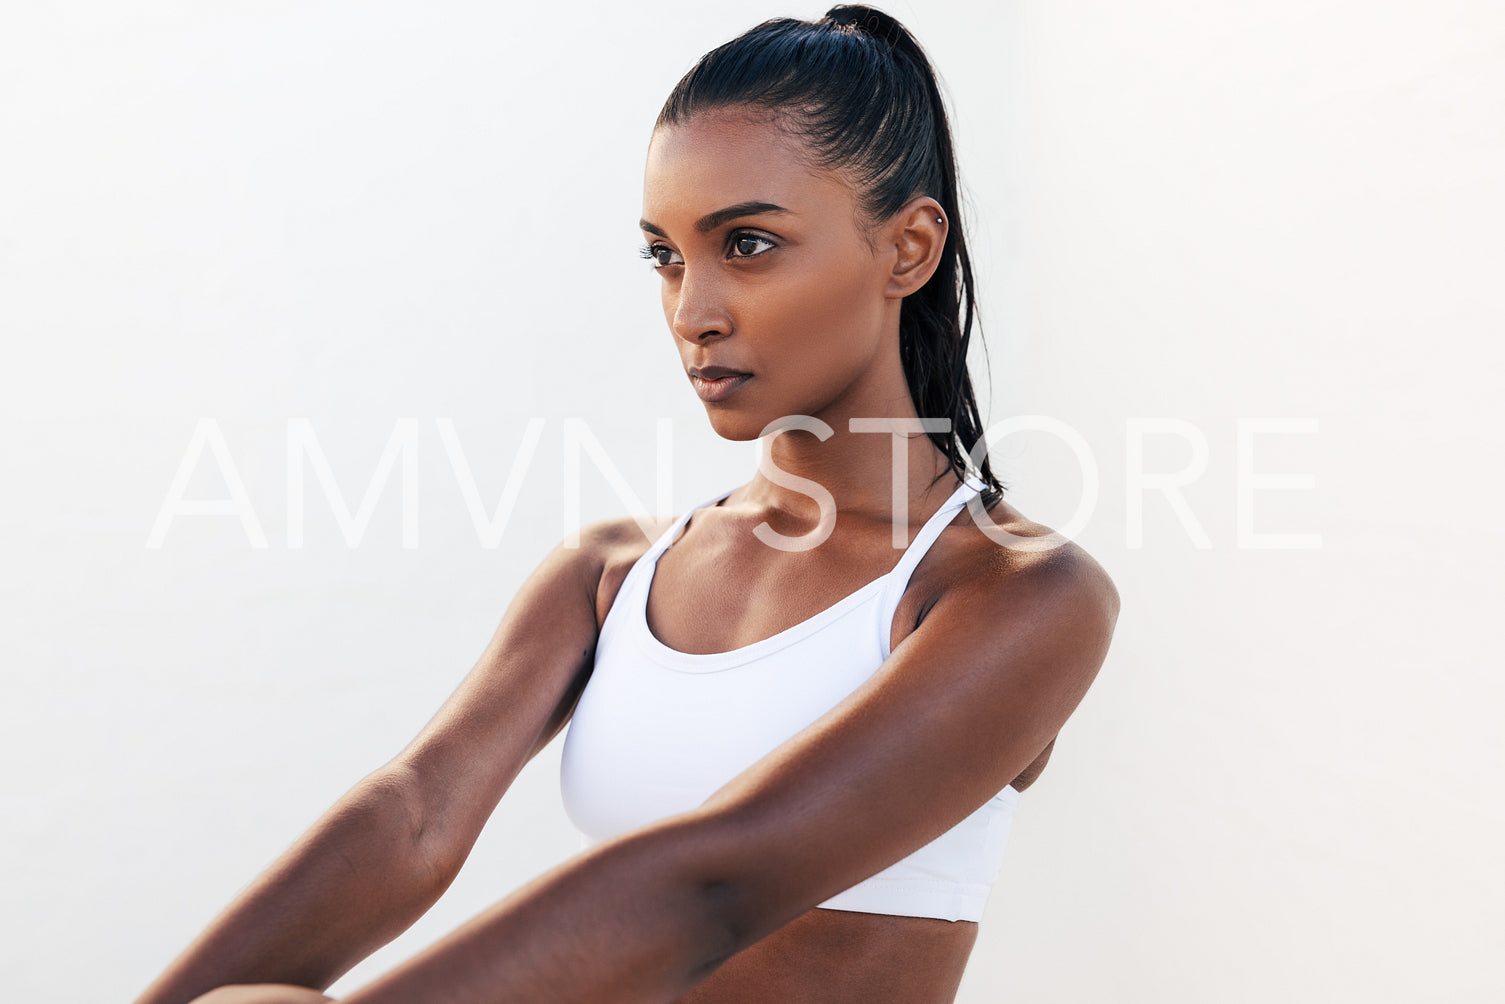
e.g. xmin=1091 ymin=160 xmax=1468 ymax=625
xmin=3 ymin=2 xmax=1500 ymax=1001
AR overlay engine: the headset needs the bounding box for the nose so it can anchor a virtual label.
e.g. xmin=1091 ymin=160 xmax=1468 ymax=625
xmin=668 ymin=267 xmax=732 ymax=345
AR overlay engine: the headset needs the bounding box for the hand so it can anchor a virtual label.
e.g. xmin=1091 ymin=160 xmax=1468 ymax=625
xmin=188 ymin=985 xmax=335 ymax=1004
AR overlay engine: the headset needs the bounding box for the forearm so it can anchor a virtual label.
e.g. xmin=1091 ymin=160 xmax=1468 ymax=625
xmin=341 ymin=816 xmax=742 ymax=1004
xmin=135 ymin=774 xmax=452 ymax=1004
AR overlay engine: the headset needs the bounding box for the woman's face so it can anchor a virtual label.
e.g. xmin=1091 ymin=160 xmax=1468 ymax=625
xmin=640 ymin=108 xmax=903 ymax=442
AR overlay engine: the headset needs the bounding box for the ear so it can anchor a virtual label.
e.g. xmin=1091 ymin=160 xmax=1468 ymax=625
xmin=882 ymin=196 xmax=948 ymax=299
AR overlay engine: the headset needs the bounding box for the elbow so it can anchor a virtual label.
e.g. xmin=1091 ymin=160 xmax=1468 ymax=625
xmin=594 ymin=811 xmax=766 ymax=985
xmin=350 ymin=766 xmax=461 ymax=896
xmin=665 ymin=810 xmax=782 ymax=976
xmin=690 ymin=876 xmax=754 ymax=978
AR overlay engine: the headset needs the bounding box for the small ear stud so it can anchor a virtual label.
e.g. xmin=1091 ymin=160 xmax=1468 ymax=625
xmin=936 ymin=216 xmax=945 ymax=224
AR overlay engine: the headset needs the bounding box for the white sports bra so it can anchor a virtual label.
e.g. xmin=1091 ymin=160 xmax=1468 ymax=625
xmin=559 ymin=475 xmax=1020 ymax=923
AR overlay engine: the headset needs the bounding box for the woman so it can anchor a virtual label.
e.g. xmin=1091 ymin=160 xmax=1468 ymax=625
xmin=135 ymin=7 xmax=1119 ymax=1003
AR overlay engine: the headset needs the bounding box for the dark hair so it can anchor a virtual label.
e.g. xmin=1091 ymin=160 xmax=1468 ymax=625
xmin=657 ymin=4 xmax=1006 ymax=499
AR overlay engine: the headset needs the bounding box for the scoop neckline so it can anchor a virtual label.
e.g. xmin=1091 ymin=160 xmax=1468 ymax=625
xmin=634 ymin=478 xmax=982 ymax=673
xmin=637 ymin=566 xmax=890 ymax=672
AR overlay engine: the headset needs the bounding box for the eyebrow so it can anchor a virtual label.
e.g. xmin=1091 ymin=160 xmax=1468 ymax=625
xmin=639 ymin=201 xmax=791 ymax=238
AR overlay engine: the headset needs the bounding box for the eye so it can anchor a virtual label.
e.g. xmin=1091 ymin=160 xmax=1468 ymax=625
xmin=729 ymin=232 xmax=776 ymax=258
xmin=639 ymin=243 xmax=684 ymax=269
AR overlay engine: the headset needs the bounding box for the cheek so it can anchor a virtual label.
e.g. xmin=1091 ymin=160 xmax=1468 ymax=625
xmin=768 ymin=253 xmax=882 ymax=354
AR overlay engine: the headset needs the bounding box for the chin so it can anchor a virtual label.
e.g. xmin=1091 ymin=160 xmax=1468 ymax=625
xmin=702 ymin=409 xmax=765 ymax=442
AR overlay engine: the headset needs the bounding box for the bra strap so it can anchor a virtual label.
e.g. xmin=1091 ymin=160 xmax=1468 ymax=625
xmin=879 ymin=475 xmax=989 ymax=609
xmin=642 ymin=486 xmax=736 ymax=562
xmin=635 ymin=476 xmax=984 ymax=595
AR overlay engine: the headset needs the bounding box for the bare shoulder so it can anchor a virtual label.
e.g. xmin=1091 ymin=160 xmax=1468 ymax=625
xmin=904 ymin=495 xmax=1121 ymax=646
xmin=570 ymin=514 xmax=680 ymax=630
xmin=965 ymin=497 xmax=1118 ymax=619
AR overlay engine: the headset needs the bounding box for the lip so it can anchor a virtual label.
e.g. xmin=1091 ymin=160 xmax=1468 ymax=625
xmin=688 ymin=366 xmax=753 ymax=403
xmin=689 ymin=365 xmax=751 ymax=380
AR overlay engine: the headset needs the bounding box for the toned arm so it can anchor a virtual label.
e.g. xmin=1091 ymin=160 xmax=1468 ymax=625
xmin=334 ymin=542 xmax=1119 ymax=1003
xmin=134 ymin=526 xmax=620 ymax=1004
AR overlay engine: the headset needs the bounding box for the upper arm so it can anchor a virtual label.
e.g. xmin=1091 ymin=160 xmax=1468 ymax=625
xmin=379 ymin=519 xmax=650 ymax=877
xmin=688 ymin=544 xmax=1120 ymax=944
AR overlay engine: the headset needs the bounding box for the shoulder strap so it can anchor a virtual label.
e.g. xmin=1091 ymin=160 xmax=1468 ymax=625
xmin=640 ymin=485 xmax=737 ymax=564
xmin=611 ymin=485 xmax=737 ymax=620
xmin=881 ymin=475 xmax=989 ymax=601
xmin=633 ymin=477 xmax=983 ymax=601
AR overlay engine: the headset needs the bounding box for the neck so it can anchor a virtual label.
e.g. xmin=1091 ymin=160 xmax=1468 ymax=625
xmin=743 ymin=410 xmax=964 ymax=529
